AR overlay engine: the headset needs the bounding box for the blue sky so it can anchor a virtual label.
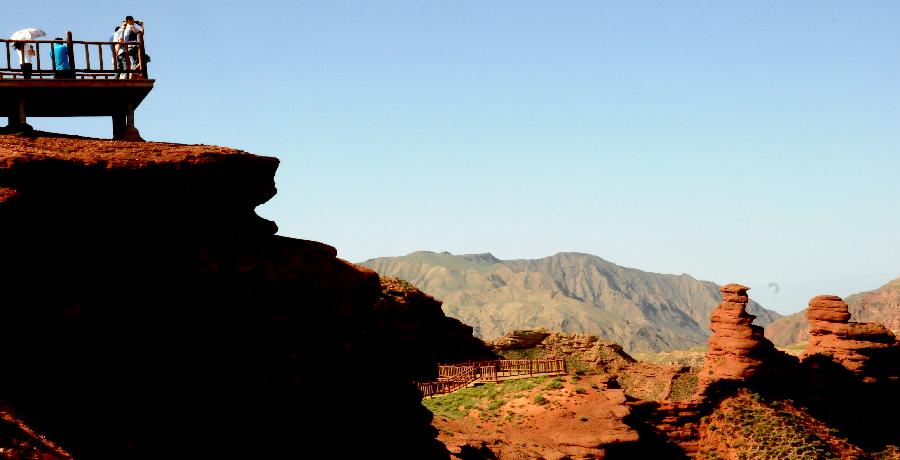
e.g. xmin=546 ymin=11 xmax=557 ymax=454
xmin=4 ymin=1 xmax=899 ymax=314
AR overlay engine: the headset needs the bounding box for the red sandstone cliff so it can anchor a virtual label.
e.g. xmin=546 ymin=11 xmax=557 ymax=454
xmin=0 ymin=133 xmax=475 ymax=459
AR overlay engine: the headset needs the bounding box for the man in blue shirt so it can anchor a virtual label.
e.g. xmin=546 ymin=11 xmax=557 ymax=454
xmin=52 ymin=38 xmax=74 ymax=79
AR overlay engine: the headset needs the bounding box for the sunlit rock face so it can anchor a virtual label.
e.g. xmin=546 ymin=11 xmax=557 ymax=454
xmin=803 ymin=295 xmax=900 ymax=382
xmin=697 ymin=284 xmax=797 ymax=397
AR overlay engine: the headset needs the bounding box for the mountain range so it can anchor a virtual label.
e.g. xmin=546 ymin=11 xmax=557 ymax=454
xmin=764 ymin=277 xmax=900 ymax=346
xmin=359 ymin=251 xmax=781 ymax=352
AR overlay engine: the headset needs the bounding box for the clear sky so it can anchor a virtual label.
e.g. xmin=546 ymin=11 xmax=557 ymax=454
xmin=5 ymin=1 xmax=899 ymax=315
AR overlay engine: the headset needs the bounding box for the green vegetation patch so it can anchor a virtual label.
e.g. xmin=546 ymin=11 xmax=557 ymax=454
xmin=668 ymin=371 xmax=699 ymax=401
xmin=698 ymin=391 xmax=843 ymax=460
xmin=564 ymin=355 xmax=597 ymax=375
xmin=497 ymin=347 xmax=549 ymax=360
xmin=544 ymin=376 xmax=565 ymax=390
xmin=423 ymin=376 xmax=550 ymax=419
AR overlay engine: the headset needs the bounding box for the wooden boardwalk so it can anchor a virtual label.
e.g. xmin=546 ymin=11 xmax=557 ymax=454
xmin=1 ymin=31 xmax=153 ymax=140
xmin=417 ymin=359 xmax=567 ymax=398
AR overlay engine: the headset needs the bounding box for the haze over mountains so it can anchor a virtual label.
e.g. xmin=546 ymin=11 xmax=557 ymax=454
xmin=360 ymin=251 xmax=781 ymax=352
xmin=765 ymin=277 xmax=900 ymax=346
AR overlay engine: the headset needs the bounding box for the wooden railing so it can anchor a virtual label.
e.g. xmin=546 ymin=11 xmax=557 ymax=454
xmin=0 ymin=30 xmax=148 ymax=80
xmin=418 ymin=366 xmax=477 ymax=398
xmin=417 ymin=359 xmax=567 ymax=397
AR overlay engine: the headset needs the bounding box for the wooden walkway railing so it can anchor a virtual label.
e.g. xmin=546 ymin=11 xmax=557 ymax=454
xmin=417 ymin=359 xmax=567 ymax=398
xmin=1 ymin=30 xmax=148 ymax=80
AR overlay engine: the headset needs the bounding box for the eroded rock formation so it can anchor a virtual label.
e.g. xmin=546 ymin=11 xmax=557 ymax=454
xmin=0 ymin=134 xmax=458 ymax=459
xmin=697 ymin=284 xmax=795 ymax=396
xmin=803 ymin=295 xmax=900 ymax=382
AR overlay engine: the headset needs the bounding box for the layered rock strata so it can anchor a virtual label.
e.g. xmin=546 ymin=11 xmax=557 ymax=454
xmin=803 ymin=295 xmax=900 ymax=381
xmin=697 ymin=284 xmax=793 ymax=395
xmin=0 ymin=134 xmax=456 ymax=459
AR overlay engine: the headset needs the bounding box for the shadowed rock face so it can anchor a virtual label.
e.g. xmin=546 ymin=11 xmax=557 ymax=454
xmin=374 ymin=276 xmax=498 ymax=381
xmin=0 ymin=134 xmax=450 ymax=459
xmin=803 ymin=295 xmax=900 ymax=381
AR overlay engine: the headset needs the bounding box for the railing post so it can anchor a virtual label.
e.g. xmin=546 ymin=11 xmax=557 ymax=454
xmin=34 ymin=42 xmax=41 ymax=78
xmin=66 ymin=31 xmax=75 ymax=72
xmin=137 ymin=33 xmax=148 ymax=79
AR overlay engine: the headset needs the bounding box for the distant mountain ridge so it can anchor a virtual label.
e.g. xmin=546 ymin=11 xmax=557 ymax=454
xmin=359 ymin=251 xmax=781 ymax=353
xmin=765 ymin=277 xmax=900 ymax=346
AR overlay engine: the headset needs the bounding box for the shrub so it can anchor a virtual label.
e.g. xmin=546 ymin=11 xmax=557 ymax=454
xmin=574 ymin=387 xmax=588 ymax=394
xmin=533 ymin=394 xmax=549 ymax=405
xmin=545 ymin=376 xmax=565 ymax=390
xmin=486 ymin=399 xmax=504 ymax=411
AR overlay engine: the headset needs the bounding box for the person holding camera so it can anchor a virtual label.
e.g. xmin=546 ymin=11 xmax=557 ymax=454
xmin=117 ymin=15 xmax=144 ymax=79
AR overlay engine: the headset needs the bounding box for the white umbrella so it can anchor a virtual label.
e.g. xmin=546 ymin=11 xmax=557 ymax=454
xmin=10 ymin=28 xmax=46 ymax=41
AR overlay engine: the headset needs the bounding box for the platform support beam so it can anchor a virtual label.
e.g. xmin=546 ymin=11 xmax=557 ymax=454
xmin=2 ymin=96 xmax=32 ymax=134
xmin=112 ymin=101 xmax=143 ymax=141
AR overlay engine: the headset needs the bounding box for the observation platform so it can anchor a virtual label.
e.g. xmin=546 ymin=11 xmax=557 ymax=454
xmin=0 ymin=31 xmax=153 ymax=141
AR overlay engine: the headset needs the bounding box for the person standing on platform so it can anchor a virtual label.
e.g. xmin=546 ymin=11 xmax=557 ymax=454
xmin=122 ymin=16 xmax=144 ymax=79
xmin=13 ymin=42 xmax=35 ymax=79
xmin=52 ymin=38 xmax=74 ymax=79
xmin=111 ymin=26 xmax=125 ymax=79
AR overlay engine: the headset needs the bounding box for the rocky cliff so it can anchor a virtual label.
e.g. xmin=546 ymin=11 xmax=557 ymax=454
xmin=0 ymin=133 xmax=473 ymax=459
xmin=362 ymin=251 xmax=781 ymax=353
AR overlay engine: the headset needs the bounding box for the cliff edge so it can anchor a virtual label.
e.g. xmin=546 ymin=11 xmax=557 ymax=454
xmin=0 ymin=134 xmax=453 ymax=459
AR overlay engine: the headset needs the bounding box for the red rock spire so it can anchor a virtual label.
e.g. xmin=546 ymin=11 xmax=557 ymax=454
xmin=697 ymin=284 xmax=779 ymax=394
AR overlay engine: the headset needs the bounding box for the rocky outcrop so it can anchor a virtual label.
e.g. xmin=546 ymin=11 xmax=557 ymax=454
xmin=803 ymin=295 xmax=900 ymax=381
xmin=373 ymin=276 xmax=497 ymax=381
xmin=697 ymin=284 xmax=795 ymax=395
xmin=488 ymin=328 xmax=636 ymax=372
xmin=488 ymin=328 xmax=553 ymax=351
xmin=0 ymin=134 xmax=452 ymax=459
xmin=488 ymin=329 xmax=697 ymax=402
xmin=765 ymin=277 xmax=900 ymax=346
